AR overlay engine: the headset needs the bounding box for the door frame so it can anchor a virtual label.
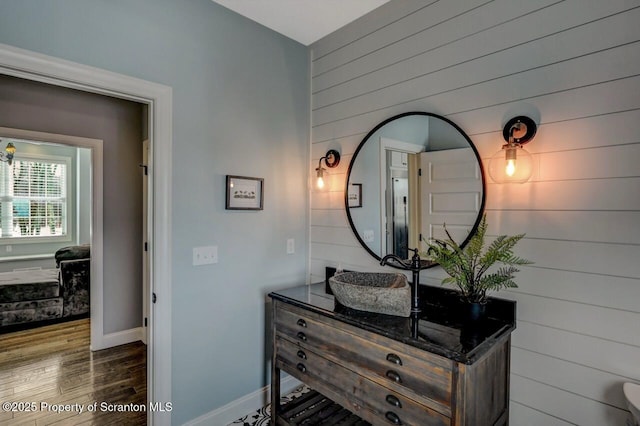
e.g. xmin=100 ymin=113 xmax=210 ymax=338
xmin=0 ymin=129 xmax=104 ymax=339
xmin=0 ymin=42 xmax=173 ymax=425
xmin=142 ymin=139 xmax=150 ymax=345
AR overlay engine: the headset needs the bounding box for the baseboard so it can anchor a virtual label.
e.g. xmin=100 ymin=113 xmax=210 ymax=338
xmin=182 ymin=376 xmax=302 ymax=426
xmin=91 ymin=326 xmax=143 ymax=351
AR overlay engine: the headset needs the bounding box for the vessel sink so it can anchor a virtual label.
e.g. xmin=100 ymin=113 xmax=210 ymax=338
xmin=329 ymin=272 xmax=411 ymax=317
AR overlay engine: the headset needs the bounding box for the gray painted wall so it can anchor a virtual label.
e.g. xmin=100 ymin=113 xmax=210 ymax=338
xmin=0 ymin=0 xmax=310 ymax=423
xmin=310 ymin=1 xmax=639 ymax=425
xmin=0 ymin=74 xmax=144 ymax=335
xmin=78 ymin=147 xmax=91 ymax=246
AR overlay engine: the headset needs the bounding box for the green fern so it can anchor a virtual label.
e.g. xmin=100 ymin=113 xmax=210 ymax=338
xmin=422 ymin=215 xmax=533 ymax=304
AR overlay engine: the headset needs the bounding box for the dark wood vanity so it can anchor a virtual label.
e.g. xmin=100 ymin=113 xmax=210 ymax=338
xmin=269 ymin=283 xmax=515 ymax=426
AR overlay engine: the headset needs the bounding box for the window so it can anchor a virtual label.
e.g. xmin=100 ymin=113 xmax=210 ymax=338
xmin=0 ymin=154 xmax=70 ymax=241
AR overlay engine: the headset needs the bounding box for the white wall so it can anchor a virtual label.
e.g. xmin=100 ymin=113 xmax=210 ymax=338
xmin=310 ymin=1 xmax=640 ymax=424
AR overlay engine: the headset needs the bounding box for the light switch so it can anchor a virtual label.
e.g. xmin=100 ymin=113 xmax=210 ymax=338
xmin=193 ymin=246 xmax=218 ymax=266
xmin=286 ymin=238 xmax=295 ymax=254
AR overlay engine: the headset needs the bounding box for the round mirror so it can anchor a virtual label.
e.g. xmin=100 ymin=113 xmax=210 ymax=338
xmin=345 ymin=112 xmax=485 ymax=265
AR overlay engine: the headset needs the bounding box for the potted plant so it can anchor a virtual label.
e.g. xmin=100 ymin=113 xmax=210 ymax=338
xmin=422 ymin=215 xmax=532 ymax=321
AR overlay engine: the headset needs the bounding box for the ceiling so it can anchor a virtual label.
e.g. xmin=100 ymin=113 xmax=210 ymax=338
xmin=211 ymin=0 xmax=391 ymax=46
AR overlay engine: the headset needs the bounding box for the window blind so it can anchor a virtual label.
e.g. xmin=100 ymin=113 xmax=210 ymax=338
xmin=0 ymin=158 xmax=68 ymax=238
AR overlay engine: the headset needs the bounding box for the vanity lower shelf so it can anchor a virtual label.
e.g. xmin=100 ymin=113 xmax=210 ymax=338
xmin=277 ymin=388 xmax=370 ymax=425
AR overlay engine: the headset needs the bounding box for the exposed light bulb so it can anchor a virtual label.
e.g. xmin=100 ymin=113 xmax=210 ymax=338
xmin=504 ymin=145 xmax=518 ymax=177
xmin=315 ymin=150 xmax=340 ymax=191
xmin=505 ymin=159 xmax=516 ymax=176
xmin=316 ymin=166 xmax=326 ymax=189
xmin=489 ymin=116 xmax=536 ymax=183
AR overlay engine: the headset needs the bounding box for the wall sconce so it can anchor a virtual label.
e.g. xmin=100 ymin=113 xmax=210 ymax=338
xmin=488 ymin=116 xmax=537 ymax=184
xmin=316 ymin=149 xmax=340 ymax=189
xmin=0 ymin=141 xmax=16 ymax=166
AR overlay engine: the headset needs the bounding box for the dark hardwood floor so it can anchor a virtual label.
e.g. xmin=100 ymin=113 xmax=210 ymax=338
xmin=0 ymin=319 xmax=146 ymax=425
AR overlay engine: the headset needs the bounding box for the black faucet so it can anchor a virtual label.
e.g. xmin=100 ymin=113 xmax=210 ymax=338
xmin=380 ymin=248 xmax=423 ymax=314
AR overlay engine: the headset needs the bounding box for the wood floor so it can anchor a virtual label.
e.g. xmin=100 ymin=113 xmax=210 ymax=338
xmin=0 ymin=319 xmax=146 ymax=425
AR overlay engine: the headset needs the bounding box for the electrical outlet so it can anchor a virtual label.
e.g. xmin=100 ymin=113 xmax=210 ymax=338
xmin=193 ymin=246 xmax=218 ymax=266
xmin=363 ymin=230 xmax=374 ymax=243
xmin=286 ymin=238 xmax=295 ymax=254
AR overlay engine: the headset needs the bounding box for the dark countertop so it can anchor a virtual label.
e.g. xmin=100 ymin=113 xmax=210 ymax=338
xmin=269 ymin=283 xmax=516 ymax=365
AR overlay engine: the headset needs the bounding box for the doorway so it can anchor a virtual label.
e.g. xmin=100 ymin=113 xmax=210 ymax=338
xmin=379 ymin=137 xmax=425 ymax=257
xmin=0 ymin=43 xmax=173 ymax=425
xmin=0 ymin=76 xmax=145 ymax=351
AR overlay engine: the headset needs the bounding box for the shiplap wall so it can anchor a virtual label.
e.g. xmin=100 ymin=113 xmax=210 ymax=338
xmin=309 ymin=0 xmax=640 ymax=424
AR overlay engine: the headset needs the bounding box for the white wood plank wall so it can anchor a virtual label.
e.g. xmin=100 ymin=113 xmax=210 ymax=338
xmin=309 ymin=0 xmax=640 ymax=424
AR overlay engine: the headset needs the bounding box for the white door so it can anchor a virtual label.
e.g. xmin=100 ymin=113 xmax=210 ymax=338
xmin=420 ymin=148 xmax=482 ymax=244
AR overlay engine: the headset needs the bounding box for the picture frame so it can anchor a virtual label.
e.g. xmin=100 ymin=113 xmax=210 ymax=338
xmin=226 ymin=175 xmax=264 ymax=210
xmin=348 ymin=183 xmax=362 ymax=208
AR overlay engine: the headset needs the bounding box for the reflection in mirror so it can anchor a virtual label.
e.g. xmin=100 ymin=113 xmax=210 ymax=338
xmin=345 ymin=112 xmax=485 ymax=264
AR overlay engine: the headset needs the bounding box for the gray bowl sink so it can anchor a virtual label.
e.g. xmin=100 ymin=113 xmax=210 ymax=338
xmin=329 ymin=272 xmax=411 ymax=317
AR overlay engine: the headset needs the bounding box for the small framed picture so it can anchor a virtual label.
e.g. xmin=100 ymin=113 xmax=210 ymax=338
xmin=226 ymin=175 xmax=264 ymax=210
xmin=348 ymin=183 xmax=362 ymax=208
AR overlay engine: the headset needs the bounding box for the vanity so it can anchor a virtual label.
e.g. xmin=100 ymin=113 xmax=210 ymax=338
xmin=269 ymin=283 xmax=516 ymax=426
xmin=269 ymin=110 xmax=514 ymax=424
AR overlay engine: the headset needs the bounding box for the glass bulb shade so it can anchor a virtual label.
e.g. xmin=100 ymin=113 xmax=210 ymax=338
xmin=488 ymin=144 xmax=533 ymax=183
xmin=316 ymin=167 xmax=328 ymax=190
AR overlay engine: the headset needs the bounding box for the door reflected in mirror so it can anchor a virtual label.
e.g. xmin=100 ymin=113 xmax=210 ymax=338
xmin=345 ymin=112 xmax=485 ymax=265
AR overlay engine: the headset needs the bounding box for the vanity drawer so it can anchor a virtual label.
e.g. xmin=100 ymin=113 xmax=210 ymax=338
xmin=276 ymin=335 xmax=450 ymax=426
xmin=275 ymin=302 xmax=453 ymax=414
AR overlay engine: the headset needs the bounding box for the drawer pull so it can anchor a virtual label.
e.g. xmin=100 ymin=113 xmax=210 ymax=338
xmin=385 ymin=394 xmax=402 ymax=408
xmin=386 ymin=353 xmax=403 ymax=366
xmin=296 ymin=332 xmax=307 ymax=342
xmin=296 ymin=318 xmax=307 ymax=328
xmin=386 ymin=370 xmax=402 ymax=383
xmin=385 ymin=411 xmax=402 ymax=425
xmin=296 ymin=363 xmax=306 ymax=373
xmin=297 ymin=350 xmax=307 ymax=360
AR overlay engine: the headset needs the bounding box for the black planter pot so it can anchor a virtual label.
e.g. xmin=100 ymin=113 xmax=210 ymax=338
xmin=463 ymin=301 xmax=487 ymax=323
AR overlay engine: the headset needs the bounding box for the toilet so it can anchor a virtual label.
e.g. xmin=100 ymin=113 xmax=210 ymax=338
xmin=624 ymin=382 xmax=640 ymax=425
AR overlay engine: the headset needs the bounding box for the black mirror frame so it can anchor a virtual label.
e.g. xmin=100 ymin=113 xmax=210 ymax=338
xmin=344 ymin=111 xmax=487 ymax=268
